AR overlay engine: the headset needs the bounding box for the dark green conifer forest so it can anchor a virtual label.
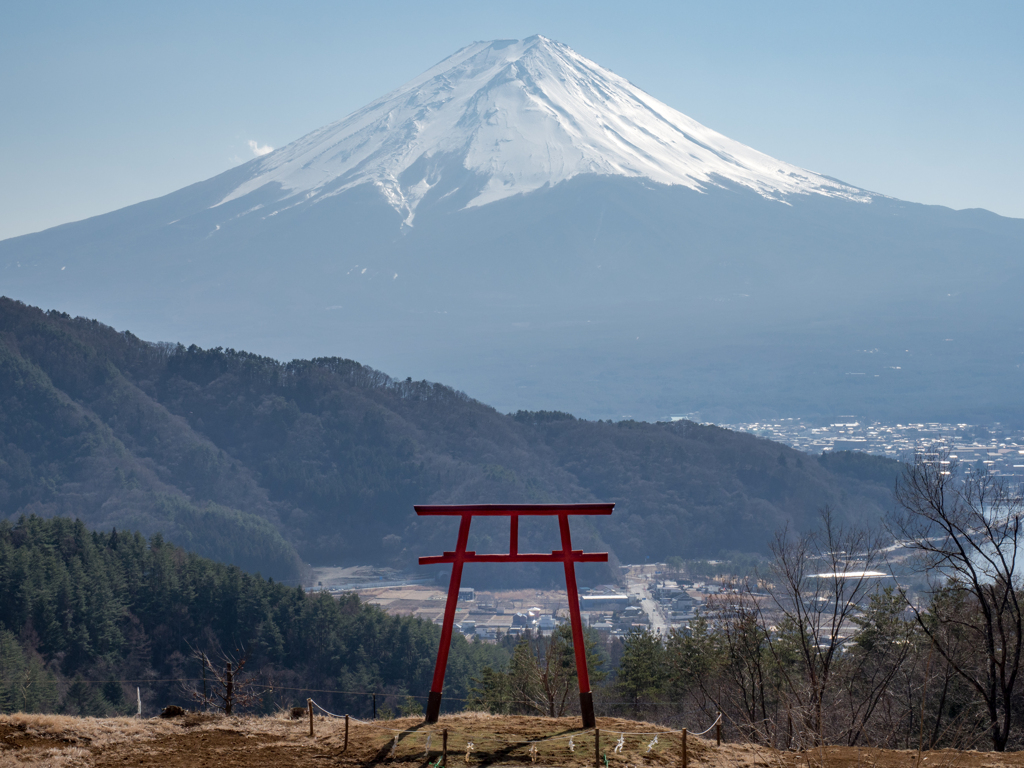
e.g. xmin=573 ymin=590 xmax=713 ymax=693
xmin=0 ymin=515 xmax=502 ymax=717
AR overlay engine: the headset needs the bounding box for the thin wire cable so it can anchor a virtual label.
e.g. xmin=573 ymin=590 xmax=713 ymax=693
xmin=0 ymin=675 xmax=698 ymax=714
xmin=0 ymin=677 xmax=206 ymax=685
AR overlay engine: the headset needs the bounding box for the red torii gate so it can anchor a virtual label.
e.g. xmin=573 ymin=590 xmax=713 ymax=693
xmin=416 ymin=503 xmax=613 ymax=728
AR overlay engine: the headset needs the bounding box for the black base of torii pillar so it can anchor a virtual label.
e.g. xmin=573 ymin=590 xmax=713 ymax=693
xmin=416 ymin=503 xmax=613 ymax=729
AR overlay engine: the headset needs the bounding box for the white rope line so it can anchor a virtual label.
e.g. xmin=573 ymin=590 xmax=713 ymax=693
xmin=526 ymin=729 xmax=616 ymax=745
xmin=390 ymin=730 xmax=594 ymax=748
xmin=428 ymin=730 xmax=589 ymax=747
xmin=525 ymin=730 xmax=590 ymax=745
xmin=691 ymin=713 xmax=723 ymax=738
xmin=308 ymin=699 xmax=372 ymax=722
xmin=607 ymin=729 xmax=680 ymax=736
xmin=383 ymin=727 xmax=691 ymax=743
xmin=608 ymin=717 xmax=719 ymax=737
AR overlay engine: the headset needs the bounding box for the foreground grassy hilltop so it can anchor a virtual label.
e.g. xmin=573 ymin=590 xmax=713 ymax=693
xmin=0 ymin=712 xmax=1018 ymax=768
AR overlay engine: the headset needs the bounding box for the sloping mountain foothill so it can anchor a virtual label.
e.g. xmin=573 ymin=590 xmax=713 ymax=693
xmin=0 ymin=297 xmax=899 ymax=584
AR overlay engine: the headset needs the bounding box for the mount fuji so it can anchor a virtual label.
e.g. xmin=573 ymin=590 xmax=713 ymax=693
xmin=2 ymin=36 xmax=1022 ymax=424
xmin=215 ymin=36 xmax=870 ymax=222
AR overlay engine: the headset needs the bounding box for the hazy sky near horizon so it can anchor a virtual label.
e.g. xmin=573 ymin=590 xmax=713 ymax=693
xmin=2 ymin=0 xmax=1022 ymax=241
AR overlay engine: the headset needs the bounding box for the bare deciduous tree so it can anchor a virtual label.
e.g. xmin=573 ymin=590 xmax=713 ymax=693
xmin=756 ymin=507 xmax=888 ymax=747
xmin=183 ymin=643 xmax=261 ymax=715
xmin=890 ymin=450 xmax=1024 ymax=751
xmin=840 ymin=586 xmax=916 ymax=747
xmin=718 ymin=605 xmax=777 ymax=745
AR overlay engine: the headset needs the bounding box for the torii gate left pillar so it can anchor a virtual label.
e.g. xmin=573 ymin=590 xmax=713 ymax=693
xmin=416 ymin=503 xmax=613 ymax=728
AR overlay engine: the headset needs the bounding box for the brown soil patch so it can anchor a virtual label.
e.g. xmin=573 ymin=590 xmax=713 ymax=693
xmin=0 ymin=713 xmax=1021 ymax=768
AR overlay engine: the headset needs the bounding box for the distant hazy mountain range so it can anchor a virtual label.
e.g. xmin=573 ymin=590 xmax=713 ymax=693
xmin=0 ymin=298 xmax=898 ymax=582
xmin=2 ymin=36 xmax=1021 ymax=424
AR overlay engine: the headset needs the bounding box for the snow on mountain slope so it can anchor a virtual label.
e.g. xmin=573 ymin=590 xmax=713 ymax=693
xmin=218 ymin=35 xmax=871 ymax=225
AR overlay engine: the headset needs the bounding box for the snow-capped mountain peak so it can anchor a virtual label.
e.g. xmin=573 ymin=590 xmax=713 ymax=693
xmin=218 ymin=35 xmax=870 ymax=224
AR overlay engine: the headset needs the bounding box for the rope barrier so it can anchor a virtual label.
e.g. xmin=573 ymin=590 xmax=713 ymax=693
xmin=308 ymin=699 xmax=374 ymax=722
xmin=336 ymin=718 xmax=723 ymax=762
xmin=366 ymin=724 xmax=708 ymax=744
xmin=4 ymin=675 xmax=717 ymax=727
xmin=691 ymin=713 xmax=722 ymax=738
xmin=367 ymin=729 xmax=602 ymax=750
xmin=51 ymin=677 xmax=721 ymax=750
xmin=341 ymin=725 xmax=688 ymax=746
xmin=606 ymin=729 xmax=680 ymax=736
xmin=429 ymin=720 xmax=712 ymax=748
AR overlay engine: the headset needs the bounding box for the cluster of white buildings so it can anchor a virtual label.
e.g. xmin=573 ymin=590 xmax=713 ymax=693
xmin=713 ymin=418 xmax=1024 ymax=479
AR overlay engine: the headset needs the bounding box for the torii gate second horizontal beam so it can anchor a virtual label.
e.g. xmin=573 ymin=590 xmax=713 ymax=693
xmin=419 ymin=550 xmax=609 ymax=565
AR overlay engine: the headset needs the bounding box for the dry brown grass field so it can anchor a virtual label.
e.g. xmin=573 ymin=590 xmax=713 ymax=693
xmin=0 ymin=712 xmax=1021 ymax=768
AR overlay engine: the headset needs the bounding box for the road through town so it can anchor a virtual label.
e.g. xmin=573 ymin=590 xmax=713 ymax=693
xmin=624 ymin=566 xmax=669 ymax=636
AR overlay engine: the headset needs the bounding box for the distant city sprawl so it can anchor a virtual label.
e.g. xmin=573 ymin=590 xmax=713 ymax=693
xmin=705 ymin=417 xmax=1024 ymax=479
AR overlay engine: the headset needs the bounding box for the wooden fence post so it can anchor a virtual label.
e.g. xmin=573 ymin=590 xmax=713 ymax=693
xmin=595 ymin=728 xmax=600 ymax=768
xmin=443 ymin=728 xmax=448 ymax=765
xmin=344 ymin=714 xmax=349 ymax=750
xmin=716 ymin=713 xmax=721 ymax=746
xmin=307 ymin=698 xmax=314 ymax=738
xmin=681 ymin=728 xmax=687 ymax=768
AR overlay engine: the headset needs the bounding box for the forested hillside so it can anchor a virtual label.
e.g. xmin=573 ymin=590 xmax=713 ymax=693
xmin=0 ymin=515 xmax=502 ymax=717
xmin=0 ymin=298 xmax=899 ymax=583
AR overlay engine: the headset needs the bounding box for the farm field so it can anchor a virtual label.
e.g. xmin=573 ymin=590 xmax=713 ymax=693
xmin=0 ymin=712 xmax=1020 ymax=768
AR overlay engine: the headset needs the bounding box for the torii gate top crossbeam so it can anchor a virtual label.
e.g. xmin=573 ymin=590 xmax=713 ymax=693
xmin=415 ymin=504 xmax=613 ymax=565
xmin=415 ymin=504 xmax=614 ymax=515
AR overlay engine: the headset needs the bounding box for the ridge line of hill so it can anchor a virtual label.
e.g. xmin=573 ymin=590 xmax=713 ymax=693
xmin=0 ymin=297 xmax=900 ymax=584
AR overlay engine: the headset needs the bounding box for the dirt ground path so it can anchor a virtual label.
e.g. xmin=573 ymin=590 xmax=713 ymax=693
xmin=1 ymin=712 xmax=1022 ymax=768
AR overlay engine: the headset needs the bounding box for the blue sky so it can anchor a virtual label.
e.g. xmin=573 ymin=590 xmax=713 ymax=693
xmin=2 ymin=0 xmax=1021 ymax=241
